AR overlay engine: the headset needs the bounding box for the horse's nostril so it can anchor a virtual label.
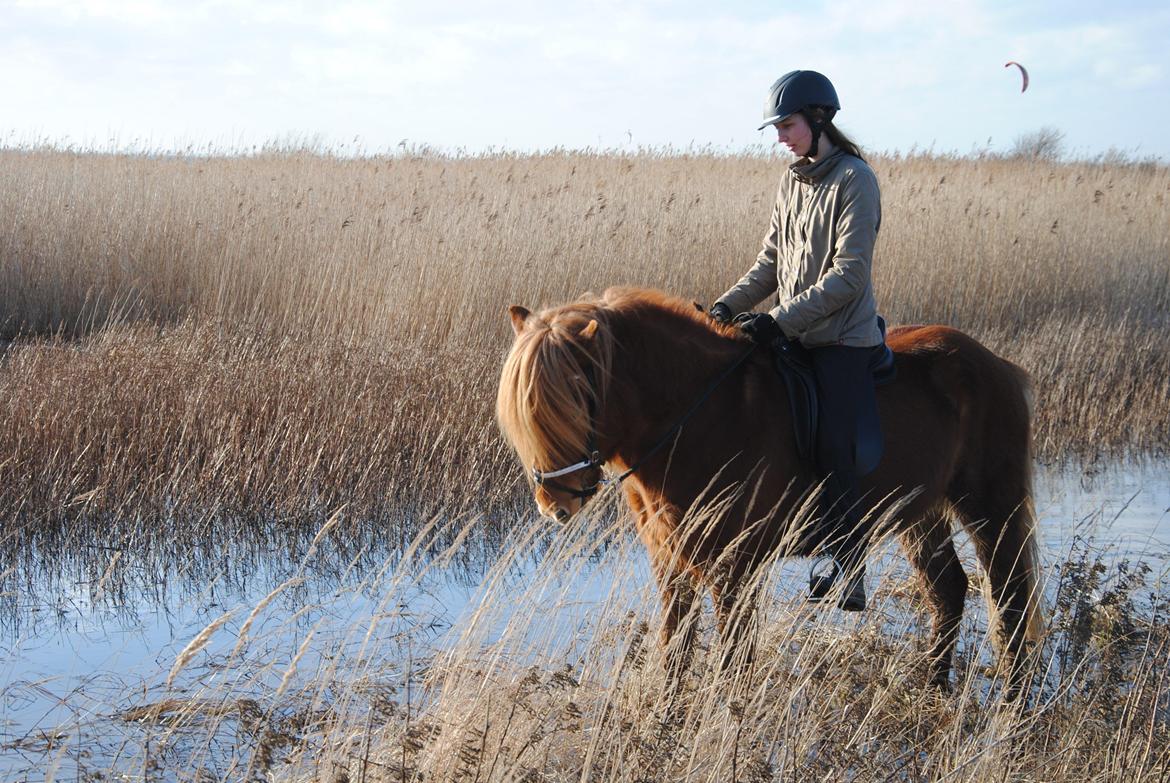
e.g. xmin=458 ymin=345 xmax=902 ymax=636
xmin=555 ymin=509 xmax=570 ymax=523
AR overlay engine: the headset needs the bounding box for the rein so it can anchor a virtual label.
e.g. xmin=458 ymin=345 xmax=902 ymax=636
xmin=532 ymin=342 xmax=758 ymax=501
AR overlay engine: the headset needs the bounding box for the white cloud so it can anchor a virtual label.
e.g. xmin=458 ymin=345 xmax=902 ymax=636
xmin=11 ymin=0 xmax=198 ymax=27
xmin=1 ymin=0 xmax=1167 ymax=156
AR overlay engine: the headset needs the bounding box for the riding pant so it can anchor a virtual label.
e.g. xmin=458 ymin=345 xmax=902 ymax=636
xmin=808 ymin=344 xmax=880 ymax=562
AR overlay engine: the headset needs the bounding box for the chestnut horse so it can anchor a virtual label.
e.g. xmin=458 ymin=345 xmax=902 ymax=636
xmin=496 ymin=287 xmax=1043 ymax=693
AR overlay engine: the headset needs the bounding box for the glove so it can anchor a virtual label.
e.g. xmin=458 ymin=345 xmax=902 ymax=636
xmin=708 ymin=302 xmax=733 ymax=324
xmin=734 ymin=312 xmax=782 ymax=345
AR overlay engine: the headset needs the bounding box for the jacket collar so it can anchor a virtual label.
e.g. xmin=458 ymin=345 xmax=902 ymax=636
xmin=789 ymin=143 xmax=846 ymax=184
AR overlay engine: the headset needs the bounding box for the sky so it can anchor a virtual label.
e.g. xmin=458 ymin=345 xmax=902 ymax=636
xmin=3 ymin=0 xmax=1168 ymax=158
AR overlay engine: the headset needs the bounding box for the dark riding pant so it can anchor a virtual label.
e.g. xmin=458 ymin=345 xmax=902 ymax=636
xmin=809 ymin=344 xmax=879 ymax=564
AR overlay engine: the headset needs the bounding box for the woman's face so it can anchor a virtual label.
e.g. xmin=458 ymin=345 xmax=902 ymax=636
xmin=774 ymin=113 xmax=812 ymax=157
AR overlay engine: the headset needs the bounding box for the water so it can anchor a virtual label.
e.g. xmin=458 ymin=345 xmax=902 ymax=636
xmin=1 ymin=461 xmax=1167 ymax=778
xmin=1035 ymin=460 xmax=1170 ymax=562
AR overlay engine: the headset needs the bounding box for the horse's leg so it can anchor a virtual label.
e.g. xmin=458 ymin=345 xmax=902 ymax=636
xmin=652 ymin=557 xmax=699 ymax=681
xmin=631 ymin=488 xmax=700 ymax=681
xmin=951 ymin=486 xmax=1043 ymax=700
xmin=899 ymin=511 xmax=968 ymax=690
xmin=710 ymin=573 xmax=757 ymax=677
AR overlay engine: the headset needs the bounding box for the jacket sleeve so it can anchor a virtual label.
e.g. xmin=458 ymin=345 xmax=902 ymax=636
xmin=715 ymin=185 xmax=782 ymax=315
xmin=769 ymin=167 xmax=879 ymax=335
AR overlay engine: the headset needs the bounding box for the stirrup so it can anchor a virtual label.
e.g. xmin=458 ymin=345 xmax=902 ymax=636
xmin=807 ymin=555 xmax=867 ymax=612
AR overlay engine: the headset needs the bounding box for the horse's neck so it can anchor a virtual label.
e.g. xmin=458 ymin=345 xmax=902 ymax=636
xmin=616 ymin=311 xmax=735 ymax=383
xmin=602 ymin=312 xmax=744 ymax=469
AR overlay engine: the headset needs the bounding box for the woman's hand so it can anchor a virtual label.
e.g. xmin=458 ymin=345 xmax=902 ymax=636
xmin=708 ymin=302 xmax=733 ymax=324
xmin=734 ymin=312 xmax=782 ymax=345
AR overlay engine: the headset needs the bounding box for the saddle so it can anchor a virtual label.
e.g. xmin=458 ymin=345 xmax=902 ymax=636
xmin=772 ymin=317 xmax=896 ymax=478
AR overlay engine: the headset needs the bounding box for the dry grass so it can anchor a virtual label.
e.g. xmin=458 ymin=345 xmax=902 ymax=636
xmin=0 ymin=151 xmax=1167 ymax=555
xmin=0 ymin=147 xmax=1168 ymax=778
xmin=1 ymin=145 xmax=1168 ymax=608
xmin=8 ymin=511 xmax=1167 ymax=782
xmin=3 ymin=148 xmax=1167 ymax=342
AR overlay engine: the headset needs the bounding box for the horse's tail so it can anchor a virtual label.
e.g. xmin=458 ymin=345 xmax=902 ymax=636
xmin=998 ymin=360 xmax=1046 ymax=645
xmin=1015 ymin=497 xmax=1047 ymax=645
xmin=966 ymin=349 xmax=1046 ymax=650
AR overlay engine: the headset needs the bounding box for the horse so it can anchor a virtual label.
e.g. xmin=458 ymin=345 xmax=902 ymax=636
xmin=496 ymin=287 xmax=1044 ymax=694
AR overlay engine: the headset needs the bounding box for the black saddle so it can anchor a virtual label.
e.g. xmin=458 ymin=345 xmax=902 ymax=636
xmin=772 ymin=318 xmax=896 ymax=478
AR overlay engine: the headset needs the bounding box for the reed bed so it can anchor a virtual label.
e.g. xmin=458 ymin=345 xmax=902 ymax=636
xmin=7 ymin=511 xmax=1167 ymax=781
xmin=3 ymin=148 xmax=1168 ymax=343
xmin=1 ymin=150 xmax=1167 ymax=568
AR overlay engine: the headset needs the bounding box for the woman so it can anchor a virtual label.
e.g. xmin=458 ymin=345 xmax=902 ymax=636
xmin=708 ymin=70 xmax=884 ymax=611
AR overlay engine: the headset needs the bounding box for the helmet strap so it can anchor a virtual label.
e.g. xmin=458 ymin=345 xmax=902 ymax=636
xmin=808 ymin=124 xmax=823 ymax=158
xmin=802 ymin=108 xmax=829 ymax=158
xmin=795 ymin=107 xmax=833 ymax=158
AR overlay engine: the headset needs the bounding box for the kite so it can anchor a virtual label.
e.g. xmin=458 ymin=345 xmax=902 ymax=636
xmin=1005 ymin=61 xmax=1029 ymax=92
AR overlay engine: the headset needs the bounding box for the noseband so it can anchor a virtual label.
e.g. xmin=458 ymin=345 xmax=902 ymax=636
xmin=530 ymin=343 xmax=758 ymax=503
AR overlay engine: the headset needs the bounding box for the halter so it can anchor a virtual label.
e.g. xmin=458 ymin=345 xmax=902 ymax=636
xmin=530 ymin=343 xmax=758 ymax=503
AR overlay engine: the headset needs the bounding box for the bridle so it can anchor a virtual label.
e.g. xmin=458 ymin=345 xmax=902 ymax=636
xmin=530 ymin=364 xmax=608 ymax=501
xmin=530 ymin=343 xmax=758 ymax=503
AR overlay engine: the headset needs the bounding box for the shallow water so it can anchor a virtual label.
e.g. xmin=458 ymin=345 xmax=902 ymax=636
xmin=1 ymin=460 xmax=1167 ymax=778
xmin=1034 ymin=459 xmax=1170 ymax=561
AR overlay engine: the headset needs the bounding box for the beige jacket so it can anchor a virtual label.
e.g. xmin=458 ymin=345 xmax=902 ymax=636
xmin=717 ymin=148 xmax=883 ymax=348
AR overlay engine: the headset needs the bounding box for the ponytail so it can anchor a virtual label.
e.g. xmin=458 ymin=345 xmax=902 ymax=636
xmin=822 ymin=121 xmax=865 ymax=161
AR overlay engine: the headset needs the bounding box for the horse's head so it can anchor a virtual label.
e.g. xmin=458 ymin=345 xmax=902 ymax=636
xmin=496 ymin=299 xmax=614 ymax=522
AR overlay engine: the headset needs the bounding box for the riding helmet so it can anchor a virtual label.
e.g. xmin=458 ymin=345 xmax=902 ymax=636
xmin=758 ymin=70 xmax=840 ymax=130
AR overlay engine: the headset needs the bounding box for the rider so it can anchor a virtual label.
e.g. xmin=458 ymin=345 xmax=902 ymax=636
xmin=708 ymin=70 xmax=884 ymax=611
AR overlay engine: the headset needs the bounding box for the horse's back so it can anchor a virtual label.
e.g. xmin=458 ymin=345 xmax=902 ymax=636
xmin=861 ymin=325 xmax=1030 ymax=507
xmin=886 ymin=324 xmax=1031 ymax=415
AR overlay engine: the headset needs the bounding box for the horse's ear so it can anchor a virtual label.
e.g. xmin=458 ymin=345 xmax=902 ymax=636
xmin=508 ymin=305 xmax=530 ymax=335
xmin=579 ymin=319 xmax=599 ymax=340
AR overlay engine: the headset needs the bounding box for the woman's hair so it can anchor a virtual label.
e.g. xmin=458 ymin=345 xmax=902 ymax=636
xmin=804 ymin=106 xmax=864 ymax=160
xmin=822 ymin=121 xmax=864 ymax=161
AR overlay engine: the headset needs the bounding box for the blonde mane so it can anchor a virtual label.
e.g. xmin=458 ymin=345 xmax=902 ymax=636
xmin=496 ymin=288 xmax=732 ymax=476
xmin=497 ymin=295 xmax=613 ymax=476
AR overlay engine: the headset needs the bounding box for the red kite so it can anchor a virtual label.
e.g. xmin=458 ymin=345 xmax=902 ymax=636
xmin=1005 ymin=61 xmax=1029 ymax=92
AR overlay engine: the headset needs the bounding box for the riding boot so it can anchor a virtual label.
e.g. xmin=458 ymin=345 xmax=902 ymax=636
xmin=809 ymin=555 xmax=866 ymax=611
xmin=807 ymin=470 xmax=870 ymax=611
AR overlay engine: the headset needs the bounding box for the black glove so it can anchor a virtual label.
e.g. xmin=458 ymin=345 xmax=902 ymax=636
xmin=734 ymin=312 xmax=783 ymax=345
xmin=708 ymin=302 xmax=732 ymax=325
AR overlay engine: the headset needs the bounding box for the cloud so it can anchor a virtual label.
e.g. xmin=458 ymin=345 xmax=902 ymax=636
xmin=1008 ymin=17 xmax=1166 ymax=90
xmin=1 ymin=0 xmax=1167 ymax=156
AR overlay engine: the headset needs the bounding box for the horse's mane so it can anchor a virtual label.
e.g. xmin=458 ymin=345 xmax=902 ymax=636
xmin=496 ymin=288 xmax=738 ymax=475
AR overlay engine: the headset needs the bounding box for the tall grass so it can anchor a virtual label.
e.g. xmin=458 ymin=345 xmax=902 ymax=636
xmin=1 ymin=145 xmax=1168 ymax=778
xmin=0 ymin=147 xmax=1167 ymax=591
xmin=3 ymin=148 xmax=1167 ymax=341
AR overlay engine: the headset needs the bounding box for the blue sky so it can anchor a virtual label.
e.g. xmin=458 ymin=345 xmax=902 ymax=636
xmin=3 ymin=0 xmax=1168 ymax=158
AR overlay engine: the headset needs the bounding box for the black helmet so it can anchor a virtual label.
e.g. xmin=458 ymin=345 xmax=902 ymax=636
xmin=758 ymin=70 xmax=840 ymax=131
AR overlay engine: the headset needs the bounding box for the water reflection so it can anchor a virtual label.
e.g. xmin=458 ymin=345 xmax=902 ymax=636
xmin=1035 ymin=459 xmax=1170 ymax=564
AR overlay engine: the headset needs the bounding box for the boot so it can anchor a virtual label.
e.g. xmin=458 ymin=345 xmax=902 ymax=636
xmin=806 ymin=472 xmax=869 ymax=611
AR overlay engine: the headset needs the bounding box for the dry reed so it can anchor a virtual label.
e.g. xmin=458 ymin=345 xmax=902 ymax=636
xmin=0 ymin=150 xmax=1166 ymax=563
xmin=8 ymin=507 xmax=1165 ymax=781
